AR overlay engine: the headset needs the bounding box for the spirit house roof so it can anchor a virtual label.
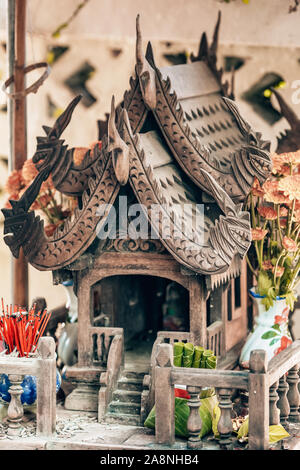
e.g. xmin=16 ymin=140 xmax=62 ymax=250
xmin=2 ymin=14 xmax=271 ymax=279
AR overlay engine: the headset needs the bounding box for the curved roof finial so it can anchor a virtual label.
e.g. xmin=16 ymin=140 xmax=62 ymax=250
xmin=135 ymin=14 xmax=157 ymax=110
xmin=108 ymin=96 xmax=129 ymax=186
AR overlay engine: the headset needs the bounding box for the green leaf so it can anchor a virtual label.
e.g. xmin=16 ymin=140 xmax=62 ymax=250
xmin=257 ymin=271 xmax=273 ymax=297
xmin=270 ymin=337 xmax=280 ymax=346
xmin=271 ymin=324 xmax=281 ymax=331
xmin=262 ymin=330 xmax=278 ymax=339
xmin=269 ymin=425 xmax=290 ymax=444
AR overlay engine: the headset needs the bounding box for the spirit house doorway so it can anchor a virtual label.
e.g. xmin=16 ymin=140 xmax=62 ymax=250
xmin=91 ymin=275 xmax=189 ymax=367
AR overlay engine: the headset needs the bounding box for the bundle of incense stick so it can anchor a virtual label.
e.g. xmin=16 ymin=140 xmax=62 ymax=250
xmin=0 ymin=299 xmax=52 ymax=357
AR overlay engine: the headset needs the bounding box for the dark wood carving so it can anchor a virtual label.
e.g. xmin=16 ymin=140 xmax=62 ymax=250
xmin=33 ymin=95 xmax=106 ymax=197
xmin=128 ymin=16 xmax=272 ymax=203
xmin=2 ymin=101 xmax=120 ymax=270
xmin=2 ymin=14 xmax=271 ymax=277
xmin=190 ymin=11 xmax=234 ymax=99
xmin=272 ymin=88 xmax=300 ymax=153
xmin=120 ymin=110 xmax=252 ymax=275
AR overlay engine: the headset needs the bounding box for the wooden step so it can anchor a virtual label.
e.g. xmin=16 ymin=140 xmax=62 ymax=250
xmin=105 ymin=412 xmax=141 ymax=426
xmin=117 ymin=377 xmax=143 ymax=392
xmin=122 ymin=370 xmax=147 ymax=380
xmin=108 ymin=400 xmax=141 ymax=415
xmin=112 ymin=389 xmax=141 ymax=403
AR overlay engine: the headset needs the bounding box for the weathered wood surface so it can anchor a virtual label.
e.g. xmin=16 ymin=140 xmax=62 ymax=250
xmin=186 ymin=385 xmax=202 ymax=449
xmin=171 ymin=368 xmax=249 ymax=390
xmin=268 ymin=339 xmax=300 ymax=385
xmin=98 ymin=332 xmax=124 ymax=420
xmin=269 ymin=380 xmax=280 ymax=426
xmin=277 ymin=375 xmax=290 ymax=426
xmin=36 ymin=337 xmax=56 ymax=436
xmin=0 ymin=357 xmax=38 ymax=375
xmin=248 ymin=350 xmax=269 ymax=450
xmin=217 ymin=388 xmax=233 ymax=448
xmin=287 ymin=365 xmax=300 ymax=423
xmin=0 ymin=337 xmax=56 ymax=438
xmin=155 ymin=344 xmax=175 ymax=445
xmin=6 ymin=374 xmax=24 ymax=435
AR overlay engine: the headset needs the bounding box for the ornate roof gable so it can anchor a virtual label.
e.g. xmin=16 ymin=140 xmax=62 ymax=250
xmin=121 ymin=15 xmax=272 ymax=203
xmin=2 ymin=97 xmax=251 ymax=275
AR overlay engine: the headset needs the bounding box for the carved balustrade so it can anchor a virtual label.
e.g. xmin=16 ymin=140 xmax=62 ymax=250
xmin=0 ymin=337 xmax=56 ymax=437
xmin=154 ymin=340 xmax=300 ymax=450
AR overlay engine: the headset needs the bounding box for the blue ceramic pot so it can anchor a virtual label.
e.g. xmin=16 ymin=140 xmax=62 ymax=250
xmin=0 ymin=370 xmax=61 ymax=406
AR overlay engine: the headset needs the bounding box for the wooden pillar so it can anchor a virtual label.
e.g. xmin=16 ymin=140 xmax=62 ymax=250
xmin=248 ymin=350 xmax=269 ymax=450
xmin=12 ymin=0 xmax=28 ymax=307
xmin=37 ymin=337 xmax=56 ymax=436
xmin=188 ymin=276 xmax=206 ymax=346
xmin=155 ymin=343 xmax=174 ymax=445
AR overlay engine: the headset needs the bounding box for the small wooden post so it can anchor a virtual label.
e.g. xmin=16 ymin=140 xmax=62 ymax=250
xmin=277 ymin=375 xmax=290 ymax=426
xmin=186 ymin=386 xmax=202 ymax=449
xmin=217 ymin=388 xmax=233 ymax=449
xmin=7 ymin=374 xmax=24 ymax=435
xmin=155 ymin=343 xmax=174 ymax=445
xmin=248 ymin=350 xmax=269 ymax=450
xmin=36 ymin=337 xmax=56 ymax=436
xmin=269 ymin=380 xmax=280 ymax=425
xmin=287 ymin=364 xmax=300 ymax=423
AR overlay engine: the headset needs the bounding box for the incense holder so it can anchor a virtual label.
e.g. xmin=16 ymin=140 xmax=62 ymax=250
xmin=0 ymin=370 xmax=61 ymax=406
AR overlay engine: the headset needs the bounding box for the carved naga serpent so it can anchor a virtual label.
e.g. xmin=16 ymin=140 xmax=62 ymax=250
xmin=32 ymin=95 xmax=105 ymax=197
xmin=2 ymin=97 xmax=120 ymax=271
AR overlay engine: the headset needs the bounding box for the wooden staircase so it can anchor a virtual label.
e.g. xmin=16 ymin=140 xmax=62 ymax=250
xmin=104 ymin=368 xmax=148 ymax=426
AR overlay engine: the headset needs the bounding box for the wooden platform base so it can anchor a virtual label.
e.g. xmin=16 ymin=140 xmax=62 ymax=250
xmin=0 ymin=406 xmax=299 ymax=450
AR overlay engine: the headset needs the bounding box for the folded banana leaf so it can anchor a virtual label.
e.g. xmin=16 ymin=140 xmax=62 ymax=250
xmin=192 ymin=346 xmax=204 ymax=368
xmin=183 ymin=342 xmax=194 ymax=368
xmin=144 ymin=394 xmax=218 ymax=439
xmin=206 ymin=355 xmax=217 ymax=369
xmin=173 ymin=342 xmax=185 ymax=367
xmin=236 ymin=418 xmax=290 ymax=444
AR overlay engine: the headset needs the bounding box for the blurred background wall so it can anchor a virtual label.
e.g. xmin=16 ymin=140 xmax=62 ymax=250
xmin=0 ymin=0 xmax=299 ymax=314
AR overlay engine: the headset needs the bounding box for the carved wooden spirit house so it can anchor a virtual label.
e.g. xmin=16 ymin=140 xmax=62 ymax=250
xmin=2 ymin=15 xmax=272 ymax=422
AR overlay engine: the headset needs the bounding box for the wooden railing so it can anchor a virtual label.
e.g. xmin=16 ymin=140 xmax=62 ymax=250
xmin=141 ymin=331 xmax=192 ymax=422
xmin=0 ymin=337 xmax=56 ymax=437
xmin=206 ymin=321 xmax=223 ymax=357
xmin=141 ymin=329 xmax=225 ymax=423
xmin=98 ymin=330 xmax=124 ymax=420
xmin=154 ymin=340 xmax=300 ymax=450
xmin=89 ymin=326 xmax=123 ymax=366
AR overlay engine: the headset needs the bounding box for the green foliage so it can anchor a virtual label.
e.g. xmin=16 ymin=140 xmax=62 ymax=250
xmin=257 ymin=271 xmax=273 ymax=296
xmin=261 ymin=330 xmax=278 ymax=339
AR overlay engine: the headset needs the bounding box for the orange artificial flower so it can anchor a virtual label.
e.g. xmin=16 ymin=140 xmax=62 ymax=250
xmin=282 ymin=236 xmax=298 ymax=252
xmin=73 ymin=147 xmax=89 ymax=166
xmin=278 ymin=175 xmax=300 ymax=201
xmin=22 ymin=158 xmax=38 ymax=185
xmin=4 ymin=193 xmax=19 ymax=209
xmin=263 ymin=180 xmax=289 ymax=204
xmin=272 ymin=266 xmax=285 ymax=277
xmin=89 ymin=140 xmax=102 ymax=152
xmin=251 ymin=177 xmax=264 ymax=197
xmin=280 ymin=218 xmax=287 ymax=228
xmin=5 ymin=169 xmax=25 ymax=195
xmin=262 ymin=260 xmax=273 ymax=270
xmin=257 ymin=205 xmax=277 ymax=220
xmin=279 ymin=206 xmax=288 ymax=217
xmin=251 ymin=228 xmax=268 ymax=241
xmin=44 ymin=224 xmax=57 ymax=237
